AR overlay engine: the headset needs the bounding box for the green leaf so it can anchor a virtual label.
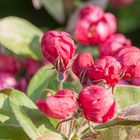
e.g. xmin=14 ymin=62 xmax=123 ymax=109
xmin=0 ymin=93 xmax=18 ymax=125
xmin=27 ymin=64 xmax=56 ymax=102
xmin=0 ymin=93 xmax=30 ymax=139
xmin=0 ymin=124 xmax=30 ymax=140
xmin=95 ymin=126 xmax=127 ymax=140
xmin=37 ymin=125 xmax=66 ymax=140
xmin=43 ymin=89 xmax=56 ymax=95
xmin=63 ymin=80 xmax=82 ymax=92
xmin=118 ymin=103 xmax=140 ymax=121
xmin=27 ymin=66 xmax=60 ymax=128
xmin=0 ymin=17 xmax=43 ymax=60
xmin=9 ymin=90 xmax=41 ymax=140
xmin=114 ymin=85 xmax=140 ymax=111
xmin=42 ymin=0 xmax=65 ymax=23
xmin=0 ymin=114 xmax=9 ymax=123
xmin=93 ymin=119 xmax=140 ymax=130
xmin=94 ymin=126 xmax=140 ymax=140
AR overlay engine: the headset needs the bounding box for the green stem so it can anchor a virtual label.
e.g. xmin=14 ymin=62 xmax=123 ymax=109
xmin=57 ymin=72 xmax=65 ymax=90
xmin=76 ymin=119 xmax=86 ymax=135
xmin=56 ymin=117 xmax=73 ymax=130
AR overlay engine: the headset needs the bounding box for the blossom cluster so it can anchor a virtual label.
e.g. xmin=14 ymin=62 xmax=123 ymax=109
xmin=33 ymin=4 xmax=140 ymax=123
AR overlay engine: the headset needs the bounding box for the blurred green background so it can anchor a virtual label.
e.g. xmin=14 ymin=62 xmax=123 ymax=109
xmin=0 ymin=0 xmax=60 ymax=28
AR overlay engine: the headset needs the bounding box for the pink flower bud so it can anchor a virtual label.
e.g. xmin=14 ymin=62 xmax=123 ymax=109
xmin=75 ymin=9 xmax=117 ymax=45
xmin=24 ymin=58 xmax=42 ymax=75
xmin=0 ymin=72 xmax=17 ymax=89
xmin=36 ymin=89 xmax=77 ymax=119
xmin=87 ymin=56 xmax=121 ymax=85
xmin=113 ymin=46 xmax=140 ymax=79
xmin=0 ymin=54 xmax=20 ymax=74
xmin=78 ymin=85 xmax=117 ymax=123
xmin=99 ymin=33 xmax=131 ymax=56
xmin=41 ymin=30 xmax=75 ymax=72
xmin=72 ymin=53 xmax=94 ymax=77
xmin=72 ymin=53 xmax=94 ymax=85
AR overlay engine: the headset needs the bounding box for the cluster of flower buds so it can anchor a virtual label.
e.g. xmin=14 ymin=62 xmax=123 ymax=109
xmin=81 ymin=45 xmax=140 ymax=85
xmin=72 ymin=53 xmax=122 ymax=86
xmin=38 ymin=30 xmax=118 ymax=123
xmin=73 ymin=4 xmax=140 ymax=84
xmin=37 ymin=86 xmax=117 ymax=123
xmin=38 ymin=3 xmax=140 ymax=124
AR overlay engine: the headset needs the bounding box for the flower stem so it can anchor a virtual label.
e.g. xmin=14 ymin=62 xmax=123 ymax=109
xmin=56 ymin=117 xmax=73 ymax=129
xmin=76 ymin=119 xmax=86 ymax=135
xmin=68 ymin=119 xmax=77 ymax=139
xmin=88 ymin=121 xmax=96 ymax=134
xmin=57 ymin=72 xmax=65 ymax=90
